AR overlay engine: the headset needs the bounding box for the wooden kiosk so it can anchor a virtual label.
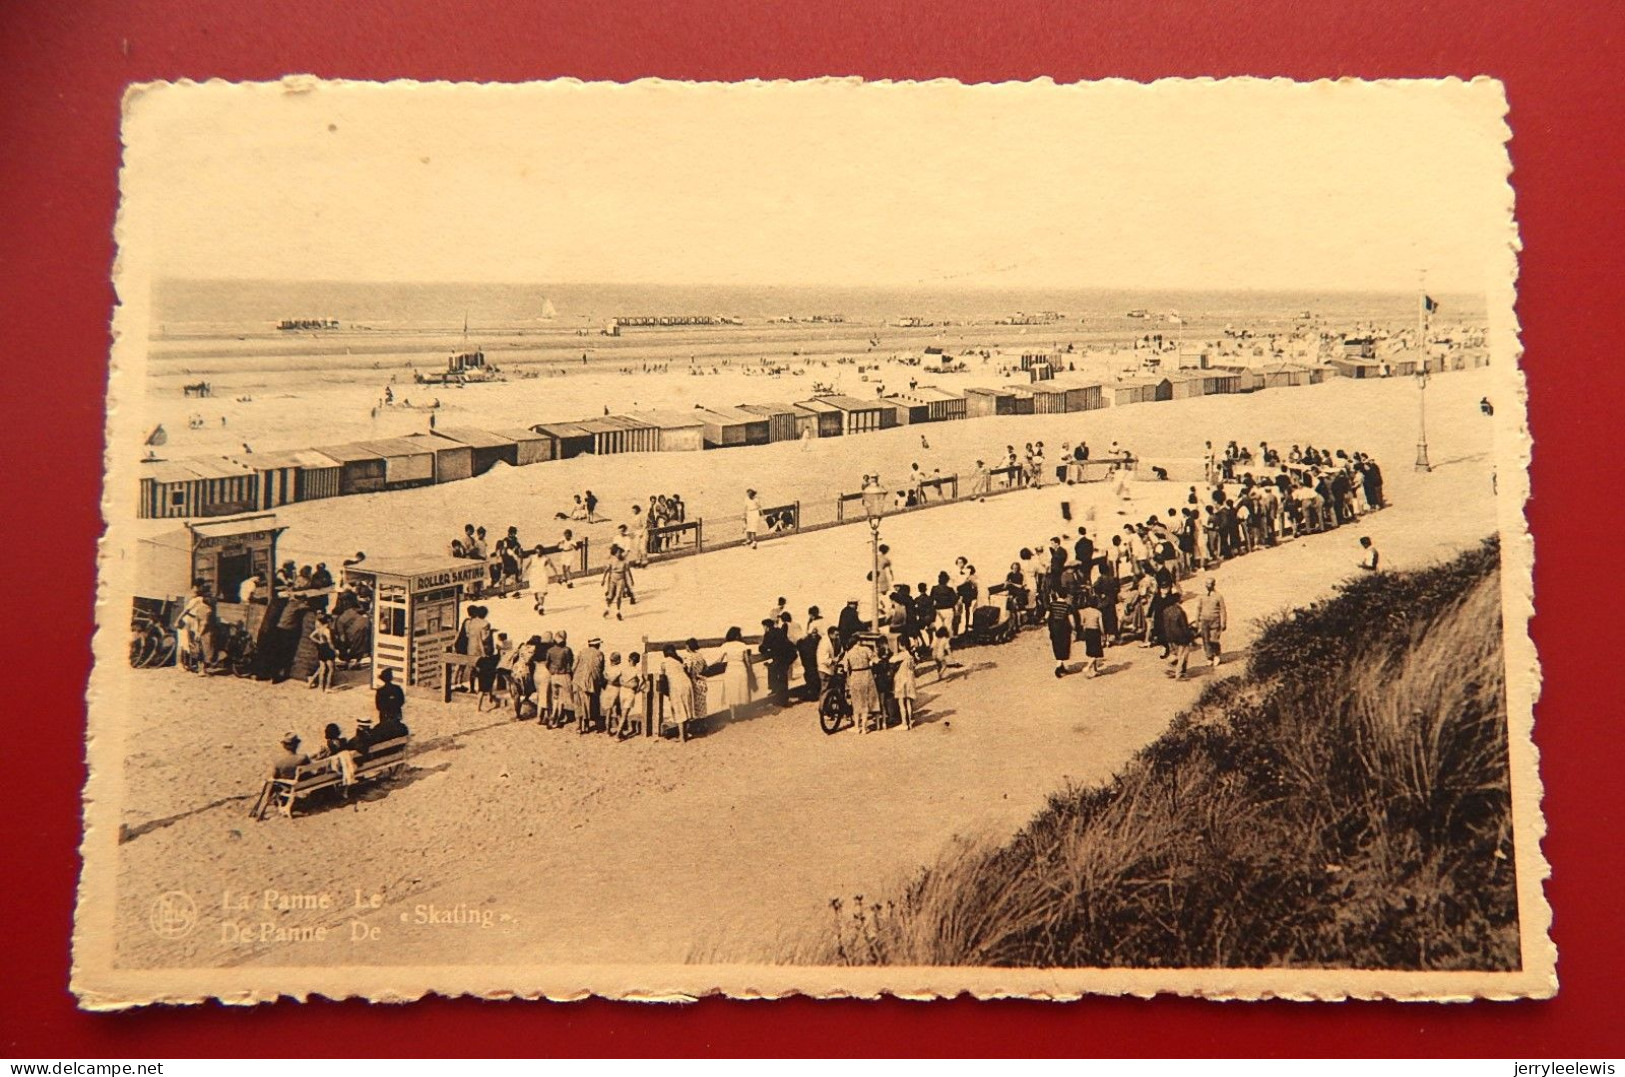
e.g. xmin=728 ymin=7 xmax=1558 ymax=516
xmin=341 ymin=555 xmax=487 ymax=690
xmin=136 ymin=513 xmax=286 ymax=605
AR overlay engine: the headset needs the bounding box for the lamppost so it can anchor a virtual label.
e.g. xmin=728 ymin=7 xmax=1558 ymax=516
xmin=1415 ymin=368 xmax=1432 ymax=473
xmin=862 ymin=479 xmax=887 ymax=633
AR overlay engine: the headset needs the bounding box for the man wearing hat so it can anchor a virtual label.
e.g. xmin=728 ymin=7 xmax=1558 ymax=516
xmin=837 ymin=598 xmax=867 ymax=652
xmin=572 ymin=635 xmax=607 ymax=734
xmin=268 ymin=733 xmax=309 ymax=781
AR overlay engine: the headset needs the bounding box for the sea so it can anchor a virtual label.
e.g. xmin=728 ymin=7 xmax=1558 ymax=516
xmin=154 ymin=279 xmax=1486 ymax=337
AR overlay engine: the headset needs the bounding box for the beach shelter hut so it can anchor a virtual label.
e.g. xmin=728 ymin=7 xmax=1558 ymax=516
xmin=530 ymin=421 xmax=597 ymax=460
xmin=1028 ymin=382 xmax=1070 ymax=414
xmin=1328 ymin=357 xmax=1383 ymax=380
xmin=356 ymin=437 xmax=437 ymax=489
xmin=692 ymin=406 xmax=770 ymax=448
xmin=1257 ymin=363 xmax=1306 ymax=390
xmin=735 ymin=402 xmax=802 ymax=442
xmin=1109 ymin=377 xmax=1158 ymax=406
xmin=625 ymin=410 xmax=705 ymax=452
xmin=1019 ymin=351 xmax=1059 ymax=372
xmin=883 ymin=393 xmax=928 ymax=425
xmin=405 ymin=433 xmax=474 ymax=484
xmin=1165 ymin=371 xmax=1205 ymax=400
xmin=137 ymin=457 xmax=261 ymax=520
xmin=431 ymin=427 xmax=519 ymax=475
xmin=1004 ymin=385 xmax=1038 ymax=414
xmin=228 ymin=448 xmax=343 ymax=509
xmin=1200 ymin=370 xmax=1242 ymax=396
xmin=915 ymin=385 xmax=967 ymax=421
xmin=490 ymin=428 xmax=553 ymax=465
xmin=794 ymin=398 xmax=848 ymax=438
xmin=819 ymin=394 xmax=897 ymax=434
xmin=963 ymin=386 xmax=1018 ymax=418
xmin=316 ymin=443 xmax=389 ymax=495
xmin=1050 ymin=379 xmax=1106 ymax=412
xmin=578 ymin=415 xmax=660 ymax=455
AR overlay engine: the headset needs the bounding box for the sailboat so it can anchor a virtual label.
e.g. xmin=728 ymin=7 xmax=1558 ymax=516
xmin=539 ymin=297 xmax=558 ymax=322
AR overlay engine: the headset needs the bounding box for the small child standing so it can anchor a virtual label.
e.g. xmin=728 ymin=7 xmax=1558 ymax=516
xmin=620 ymin=652 xmax=646 ymax=735
xmin=307 ymin=614 xmax=337 ymax=692
xmin=930 ymin=626 xmax=954 ymax=682
xmin=892 ymin=644 xmax=917 ymax=729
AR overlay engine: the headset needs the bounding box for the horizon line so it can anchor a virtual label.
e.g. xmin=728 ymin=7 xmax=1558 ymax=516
xmin=155 ymin=276 xmax=1488 ymax=297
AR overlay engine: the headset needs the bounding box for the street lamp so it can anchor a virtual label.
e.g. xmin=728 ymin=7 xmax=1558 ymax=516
xmin=862 ymin=478 xmax=887 ymax=632
xmin=1414 ymin=368 xmax=1432 ymax=472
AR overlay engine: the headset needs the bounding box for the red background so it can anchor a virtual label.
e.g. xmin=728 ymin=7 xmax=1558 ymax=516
xmin=2 ymin=0 xmax=1621 ymax=1057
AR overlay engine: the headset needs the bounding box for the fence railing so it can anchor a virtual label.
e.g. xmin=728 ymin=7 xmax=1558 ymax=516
xmin=647 ymin=520 xmax=703 ymax=561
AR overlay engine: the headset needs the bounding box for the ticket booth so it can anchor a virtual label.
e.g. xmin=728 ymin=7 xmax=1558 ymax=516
xmin=342 ymin=556 xmax=487 ymax=690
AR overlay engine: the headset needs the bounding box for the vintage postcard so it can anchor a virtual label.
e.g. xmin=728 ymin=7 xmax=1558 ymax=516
xmin=75 ymin=76 xmax=1549 ymax=1006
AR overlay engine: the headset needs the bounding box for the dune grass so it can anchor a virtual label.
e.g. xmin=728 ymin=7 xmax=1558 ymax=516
xmin=811 ymin=537 xmax=1519 ymax=970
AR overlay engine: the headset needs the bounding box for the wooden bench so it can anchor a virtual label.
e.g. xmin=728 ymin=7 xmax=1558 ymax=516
xmin=252 ymin=735 xmax=411 ymax=819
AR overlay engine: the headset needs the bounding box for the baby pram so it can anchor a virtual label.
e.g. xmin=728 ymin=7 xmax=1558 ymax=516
xmin=965 ymin=602 xmax=1017 ymax=646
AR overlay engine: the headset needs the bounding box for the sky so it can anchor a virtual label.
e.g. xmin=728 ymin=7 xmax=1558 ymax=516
xmin=122 ymin=77 xmax=1514 ymax=294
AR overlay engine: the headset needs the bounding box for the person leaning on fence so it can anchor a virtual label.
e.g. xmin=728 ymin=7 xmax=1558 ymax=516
xmin=759 ymin=617 xmax=797 ymax=708
xmin=573 ymin=637 xmax=607 ymax=734
xmin=658 ymin=645 xmax=695 ymax=741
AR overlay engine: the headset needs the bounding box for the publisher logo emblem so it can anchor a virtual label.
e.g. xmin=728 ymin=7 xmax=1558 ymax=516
xmin=150 ymin=890 xmax=197 ymax=938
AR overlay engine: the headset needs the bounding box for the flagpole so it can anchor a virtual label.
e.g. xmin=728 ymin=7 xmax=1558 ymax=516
xmin=1417 ymin=277 xmax=1430 ymax=471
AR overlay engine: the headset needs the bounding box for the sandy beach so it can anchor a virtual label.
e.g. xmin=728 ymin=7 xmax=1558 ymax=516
xmin=106 ymin=364 xmax=1499 ymax=970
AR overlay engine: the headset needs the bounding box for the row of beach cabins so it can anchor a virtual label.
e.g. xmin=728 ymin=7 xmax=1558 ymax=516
xmin=137 ymin=349 xmax=1488 ymax=520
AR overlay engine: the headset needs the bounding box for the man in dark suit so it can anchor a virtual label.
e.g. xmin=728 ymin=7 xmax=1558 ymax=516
xmin=759 ymin=618 xmax=797 ymax=708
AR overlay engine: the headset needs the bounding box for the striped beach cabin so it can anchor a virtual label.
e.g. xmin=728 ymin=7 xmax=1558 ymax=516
xmin=626 ymin=410 xmax=705 ymax=452
xmin=1199 ymin=370 xmax=1243 ymax=396
xmin=818 ymin=395 xmax=898 ymax=434
xmin=1050 ymin=379 xmax=1106 ymax=412
xmin=792 ymin=398 xmax=848 ymax=438
xmin=138 ymin=457 xmax=261 ymax=520
xmin=490 ymin=428 xmax=554 ymax=465
xmin=432 ymin=427 xmax=520 ymax=474
xmin=357 ymin=438 xmax=437 ymax=490
xmin=316 ymin=443 xmax=389 ymax=495
xmin=735 ymin=402 xmax=802 ymax=442
xmin=1028 ymin=382 xmax=1070 ymax=414
xmin=582 ymin=415 xmax=661 ymax=455
xmin=229 ymin=448 xmax=343 ymax=509
xmin=692 ymin=406 xmax=771 ymax=448
xmin=530 ymin=422 xmax=597 ymax=460
xmin=406 ymin=433 xmax=474 ymax=484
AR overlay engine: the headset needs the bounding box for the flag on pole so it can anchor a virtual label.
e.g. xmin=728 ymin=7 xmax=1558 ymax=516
xmin=1423 ymin=295 xmax=1440 ymax=314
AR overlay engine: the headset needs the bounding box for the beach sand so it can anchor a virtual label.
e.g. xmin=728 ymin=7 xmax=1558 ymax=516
xmin=104 ymin=365 xmax=1500 ymax=970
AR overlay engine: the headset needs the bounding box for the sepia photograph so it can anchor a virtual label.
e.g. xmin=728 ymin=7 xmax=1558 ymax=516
xmin=73 ymin=76 xmax=1547 ymax=1006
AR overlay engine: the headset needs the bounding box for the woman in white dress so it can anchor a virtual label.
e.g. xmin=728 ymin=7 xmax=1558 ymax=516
xmin=743 ymin=490 xmax=762 ymax=549
xmin=714 ymin=625 xmax=755 ymax=710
